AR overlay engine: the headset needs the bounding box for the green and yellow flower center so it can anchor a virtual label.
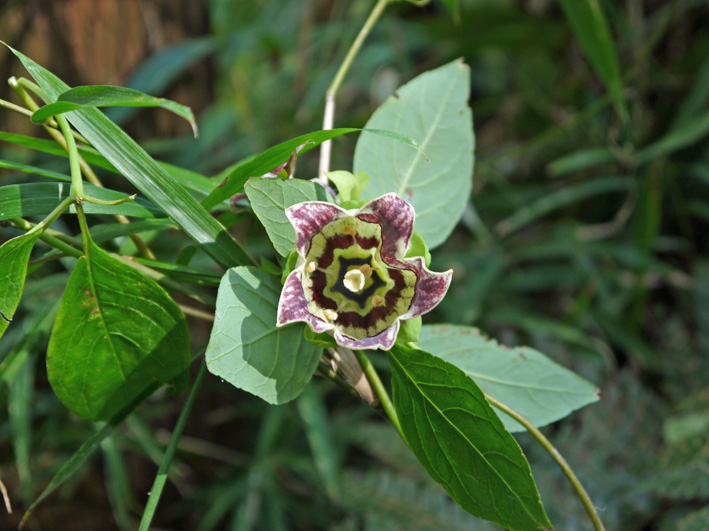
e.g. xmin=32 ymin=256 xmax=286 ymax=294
xmin=301 ymin=216 xmax=416 ymax=340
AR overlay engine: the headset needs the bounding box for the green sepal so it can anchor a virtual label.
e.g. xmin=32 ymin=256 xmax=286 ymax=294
xmin=396 ymin=317 xmax=422 ymax=345
xmin=304 ymin=326 xmax=337 ymax=349
xmin=327 ymin=170 xmax=370 ymax=202
xmin=405 ymin=231 xmax=431 ymax=267
xmin=281 ymin=248 xmax=299 ymax=284
xmin=339 ymin=199 xmax=367 ymax=210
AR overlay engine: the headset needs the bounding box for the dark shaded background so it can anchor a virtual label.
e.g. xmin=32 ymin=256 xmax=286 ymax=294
xmin=1 ymin=0 xmax=708 ymax=529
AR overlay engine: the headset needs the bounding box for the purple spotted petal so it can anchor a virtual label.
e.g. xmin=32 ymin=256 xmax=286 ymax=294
xmin=399 ymin=256 xmax=453 ymax=320
xmin=357 ymin=193 xmax=414 ymax=262
xmin=286 ymin=202 xmax=347 ymax=256
xmin=333 ymin=319 xmax=401 ymax=351
xmin=277 ymin=269 xmax=333 ymax=334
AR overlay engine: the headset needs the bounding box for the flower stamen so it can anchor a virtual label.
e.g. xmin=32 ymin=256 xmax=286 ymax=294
xmin=323 ymin=309 xmax=338 ymax=321
xmin=358 ymin=264 xmax=373 ymax=278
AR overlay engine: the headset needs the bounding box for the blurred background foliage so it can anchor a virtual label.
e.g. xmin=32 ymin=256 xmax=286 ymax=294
xmin=1 ymin=0 xmax=708 ymax=529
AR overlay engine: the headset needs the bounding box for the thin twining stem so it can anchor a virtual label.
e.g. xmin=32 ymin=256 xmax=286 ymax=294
xmin=318 ymin=0 xmax=391 ymax=182
xmin=485 ymin=394 xmax=605 ymax=531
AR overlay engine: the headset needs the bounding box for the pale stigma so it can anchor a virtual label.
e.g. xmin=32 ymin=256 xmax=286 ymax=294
xmin=343 ymin=269 xmax=366 ymax=293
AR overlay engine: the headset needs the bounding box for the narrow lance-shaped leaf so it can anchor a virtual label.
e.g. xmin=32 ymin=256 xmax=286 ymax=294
xmin=32 ymin=85 xmax=198 ymax=137
xmin=557 ymin=0 xmax=627 ymax=121
xmin=205 ymin=267 xmax=321 ymax=404
xmin=7 ymin=44 xmax=251 ymax=268
xmin=0 ymin=131 xmax=215 ymax=198
xmin=47 ymin=239 xmax=191 ymax=420
xmin=0 ymin=182 xmax=164 ymax=221
xmin=388 ymin=344 xmax=552 ymax=531
xmin=417 ymin=324 xmax=599 ymax=432
xmin=0 ymin=232 xmax=40 ymax=339
xmin=202 ymin=128 xmax=422 ymax=211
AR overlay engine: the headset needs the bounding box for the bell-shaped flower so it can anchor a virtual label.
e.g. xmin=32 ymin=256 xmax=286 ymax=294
xmin=277 ymin=193 xmax=452 ymax=350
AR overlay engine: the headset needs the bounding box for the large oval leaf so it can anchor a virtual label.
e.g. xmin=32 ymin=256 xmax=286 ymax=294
xmin=205 ymin=267 xmax=321 ymax=404
xmin=0 ymin=231 xmax=40 ymax=339
xmin=245 ymin=178 xmax=329 ymax=257
xmin=417 ymin=325 xmax=599 ymax=432
xmin=388 ymin=344 xmax=552 ymax=531
xmin=47 ymin=240 xmax=191 ymax=420
xmin=354 ymin=59 xmax=474 ymax=249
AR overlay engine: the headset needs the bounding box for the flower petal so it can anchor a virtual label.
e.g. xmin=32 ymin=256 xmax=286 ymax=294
xmin=399 ymin=256 xmax=452 ymax=320
xmin=286 ymin=202 xmax=347 ymax=256
xmin=277 ymin=268 xmax=333 ymax=334
xmin=357 ymin=192 xmax=414 ymax=262
xmin=333 ymin=319 xmax=400 ymax=351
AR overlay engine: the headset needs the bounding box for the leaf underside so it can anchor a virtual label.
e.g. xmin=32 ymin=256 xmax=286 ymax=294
xmin=205 ymin=266 xmax=321 ymax=404
xmin=417 ymin=324 xmax=599 ymax=431
xmin=354 ymin=59 xmax=474 ymax=249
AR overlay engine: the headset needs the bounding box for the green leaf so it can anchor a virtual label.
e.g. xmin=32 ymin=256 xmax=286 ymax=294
xmin=404 ymin=231 xmax=431 ymax=267
xmin=32 ymin=85 xmax=197 ymax=136
xmin=138 ymin=362 xmax=206 ymax=531
xmin=339 ymin=469 xmax=483 ymax=531
xmin=203 ymin=128 xmax=422 ymax=211
xmin=205 ymin=266 xmax=321 ymax=404
xmin=90 ymin=219 xmax=177 ymax=244
xmin=326 ymin=170 xmax=370 ymax=202
xmin=296 ymin=384 xmax=339 ymax=498
xmin=0 ymin=132 xmax=214 ymax=198
xmin=495 ymin=176 xmax=630 ymax=237
xmin=417 ymin=325 xmax=599 ymax=432
xmin=354 ymin=59 xmax=474 ymax=249
xmin=0 ymin=158 xmax=71 ymax=182
xmin=303 ymin=326 xmax=337 ymax=349
xmin=547 ymin=147 xmax=616 ymax=176
xmin=20 ymin=376 xmax=166 ymax=527
xmin=676 ymin=506 xmax=709 ymax=531
xmin=0 ymin=182 xmax=164 ymax=221
xmin=46 ymin=239 xmax=191 ymax=420
xmin=440 ymin=0 xmax=459 ymax=19
xmin=635 ymin=111 xmax=709 ymax=164
xmin=387 ymin=344 xmax=552 ymax=531
xmin=0 ymin=231 xmax=40 ymax=340
xmin=557 ymin=0 xmax=627 ymax=121
xmin=245 ymin=178 xmax=329 ymax=257
xmin=8 ymin=45 xmax=251 ymax=268
xmin=396 ymin=317 xmax=421 ymax=344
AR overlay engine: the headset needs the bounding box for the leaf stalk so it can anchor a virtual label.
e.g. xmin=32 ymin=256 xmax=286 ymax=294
xmin=484 ymin=393 xmax=605 ymax=531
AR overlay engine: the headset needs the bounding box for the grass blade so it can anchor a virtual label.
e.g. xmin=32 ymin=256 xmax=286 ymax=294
xmin=8 ymin=45 xmax=252 ymax=268
xmin=138 ymin=361 xmax=207 ymax=531
xmin=558 ymin=0 xmax=627 ymax=121
xmin=33 ymin=85 xmax=197 ymax=137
